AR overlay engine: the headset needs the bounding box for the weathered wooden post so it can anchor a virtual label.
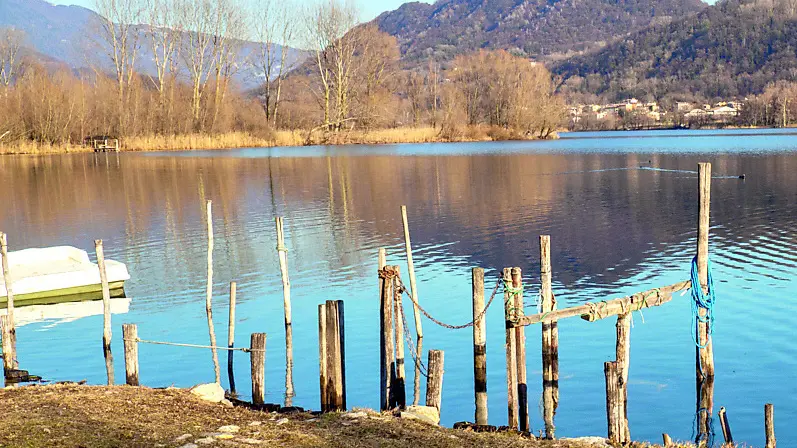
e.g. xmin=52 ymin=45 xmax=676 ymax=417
xmin=503 ymin=267 xmax=519 ymax=429
xmin=472 ymin=268 xmax=488 ymax=425
xmin=318 ymin=304 xmax=328 ymax=412
xmin=400 ymin=205 xmax=424 ymax=406
xmin=0 ymin=232 xmax=17 ymax=372
xmin=227 ymin=282 xmax=237 ymax=394
xmin=205 ymin=200 xmax=221 ymax=384
xmin=616 ymin=313 xmax=631 ymax=443
xmin=662 ymin=433 xmax=673 ymax=447
xmin=379 ymin=265 xmax=396 ymax=411
xmin=765 ymin=403 xmax=776 ymax=448
xmin=94 ymin=240 xmax=114 ymax=386
xmin=392 ymin=266 xmax=406 ymax=409
xmin=540 ymin=235 xmax=559 ymax=439
xmin=696 ymin=163 xmax=715 ymax=440
xmin=250 ymin=333 xmax=266 ymax=405
xmin=324 ymin=300 xmax=346 ymax=411
xmin=511 ymin=267 xmax=528 ymax=432
xmin=426 ymin=349 xmax=444 ymax=411
xmin=122 ymin=323 xmax=139 ymax=386
xmin=275 ymin=217 xmax=294 ymax=405
xmin=718 ymin=406 xmax=733 ymax=446
xmin=604 ymin=361 xmax=622 ymax=444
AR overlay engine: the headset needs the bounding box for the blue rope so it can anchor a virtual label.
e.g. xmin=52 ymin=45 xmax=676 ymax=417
xmin=691 ymin=256 xmax=716 ymax=349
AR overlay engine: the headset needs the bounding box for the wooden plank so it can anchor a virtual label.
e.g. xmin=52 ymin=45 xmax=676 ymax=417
xmin=540 ymin=235 xmax=556 ymax=439
xmin=122 ymin=323 xmax=139 ymax=386
xmin=250 ymin=333 xmax=266 ymax=405
xmin=472 ymin=268 xmax=488 ymax=425
xmin=503 ymin=267 xmax=519 ymax=430
xmin=275 ymin=217 xmax=295 ymax=406
xmin=515 ymin=280 xmax=692 ymax=326
xmin=765 ymin=403 xmax=776 ymax=448
xmin=95 ymin=240 xmax=114 ymax=386
xmin=227 ymin=282 xmax=237 ymax=394
xmin=425 ymin=349 xmax=444 ymax=411
xmin=401 ymin=205 xmax=424 ymax=406
xmin=512 ymin=267 xmax=528 ymax=433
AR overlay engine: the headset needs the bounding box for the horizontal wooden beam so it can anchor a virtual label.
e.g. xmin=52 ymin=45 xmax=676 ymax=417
xmin=511 ymin=280 xmax=692 ymax=327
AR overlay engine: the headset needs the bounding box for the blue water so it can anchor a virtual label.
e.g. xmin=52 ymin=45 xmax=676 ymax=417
xmin=1 ymin=128 xmax=796 ymax=446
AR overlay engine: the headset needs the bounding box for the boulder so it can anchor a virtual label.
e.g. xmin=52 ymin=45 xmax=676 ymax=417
xmin=189 ymin=383 xmax=225 ymax=403
xmin=399 ymin=405 xmax=440 ymax=426
xmin=560 ymin=437 xmax=612 ymax=447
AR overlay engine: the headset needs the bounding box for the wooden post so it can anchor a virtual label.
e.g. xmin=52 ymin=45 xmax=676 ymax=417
xmin=662 ymin=433 xmax=673 ymax=447
xmin=325 ymin=300 xmax=346 ymax=411
xmin=275 ymin=217 xmax=294 ymax=405
xmin=250 ymin=333 xmax=266 ymax=405
xmin=604 ymin=361 xmax=622 ymax=444
xmin=227 ymin=282 xmax=237 ymax=394
xmin=472 ymin=268 xmax=488 ymax=425
xmin=718 ymin=406 xmax=733 ymax=446
xmin=318 ymin=304 xmax=328 ymax=412
xmin=765 ymin=403 xmax=775 ymax=448
xmin=400 ymin=205 xmax=424 ymax=406
xmin=1 ymin=315 xmax=16 ymax=377
xmin=511 ymin=267 xmax=528 ymax=432
xmin=0 ymin=232 xmax=17 ymax=371
xmin=425 ymin=349 xmax=444 ymax=411
xmin=379 ymin=266 xmax=396 ymax=411
xmin=616 ymin=313 xmax=631 ymax=443
xmin=122 ymin=323 xmax=139 ymax=386
xmin=503 ymin=267 xmax=519 ymax=430
xmin=540 ymin=235 xmax=557 ymax=439
xmin=378 ymin=248 xmax=386 ymax=270
xmin=95 ymin=240 xmax=114 ymax=386
xmin=696 ymin=163 xmax=715 ymax=440
xmin=392 ymin=266 xmax=406 ymax=409
xmin=205 ymin=200 xmax=221 ymax=384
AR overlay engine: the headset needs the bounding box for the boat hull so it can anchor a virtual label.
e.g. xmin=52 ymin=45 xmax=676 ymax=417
xmin=1 ymin=281 xmax=127 ymax=308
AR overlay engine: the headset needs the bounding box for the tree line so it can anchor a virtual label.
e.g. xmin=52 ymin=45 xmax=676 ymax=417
xmin=0 ymin=0 xmax=565 ymax=149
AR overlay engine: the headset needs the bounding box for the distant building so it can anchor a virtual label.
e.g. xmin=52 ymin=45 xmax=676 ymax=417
xmin=677 ymin=102 xmax=693 ymax=112
xmin=685 ymin=108 xmax=710 ymax=119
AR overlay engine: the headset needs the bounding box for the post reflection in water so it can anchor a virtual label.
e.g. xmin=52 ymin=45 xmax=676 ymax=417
xmin=1 ymin=134 xmax=796 ymax=446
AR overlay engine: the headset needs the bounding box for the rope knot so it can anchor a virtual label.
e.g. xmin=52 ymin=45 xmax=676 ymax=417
xmin=378 ymin=266 xmax=399 ymax=280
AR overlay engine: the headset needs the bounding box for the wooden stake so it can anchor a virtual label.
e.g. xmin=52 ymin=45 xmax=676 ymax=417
xmin=426 ymin=349 xmax=444 ymax=411
xmin=95 ymin=240 xmax=114 ymax=386
xmin=472 ymin=268 xmax=488 ymax=425
xmin=227 ymin=282 xmax=237 ymax=395
xmin=616 ymin=313 xmax=631 ymax=443
xmin=378 ymin=248 xmax=386 ymax=270
xmin=379 ymin=266 xmax=396 ymax=411
xmin=1 ymin=315 xmax=16 ymax=377
xmin=604 ymin=361 xmax=622 ymax=444
xmin=392 ymin=266 xmax=406 ymax=409
xmin=250 ymin=333 xmax=266 ymax=405
xmin=0 ymin=232 xmax=17 ymax=371
xmin=122 ymin=323 xmax=139 ymax=386
xmin=511 ymin=267 xmax=528 ymax=432
xmin=503 ymin=267 xmax=519 ymax=430
xmin=205 ymin=200 xmax=221 ymax=384
xmin=318 ymin=304 xmax=328 ymax=412
xmin=696 ymin=163 xmax=715 ymax=439
xmin=718 ymin=406 xmax=733 ymax=446
xmin=662 ymin=433 xmax=673 ymax=447
xmin=765 ymin=403 xmax=775 ymax=448
xmin=540 ymin=235 xmax=557 ymax=439
xmin=400 ymin=205 xmax=424 ymax=406
xmin=325 ymin=300 xmax=346 ymax=411
xmin=275 ymin=217 xmax=294 ymax=405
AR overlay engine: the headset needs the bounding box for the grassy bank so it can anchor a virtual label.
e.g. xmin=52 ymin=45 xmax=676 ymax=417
xmin=0 ymin=384 xmax=688 ymax=448
xmin=0 ymin=127 xmax=538 ymax=155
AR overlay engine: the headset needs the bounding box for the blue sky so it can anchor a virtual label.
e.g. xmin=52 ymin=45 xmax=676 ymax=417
xmin=47 ymin=0 xmax=427 ymax=22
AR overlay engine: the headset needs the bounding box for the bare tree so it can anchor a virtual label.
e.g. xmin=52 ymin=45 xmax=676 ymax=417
xmin=179 ymin=0 xmax=215 ymax=127
xmin=250 ymin=0 xmax=298 ymax=127
xmin=144 ymin=0 xmax=182 ymax=132
xmin=0 ymin=28 xmax=25 ymax=88
xmin=209 ymin=0 xmax=246 ymax=132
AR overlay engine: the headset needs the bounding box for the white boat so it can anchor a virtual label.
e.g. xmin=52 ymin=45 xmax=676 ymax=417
xmin=1 ymin=246 xmax=130 ymax=308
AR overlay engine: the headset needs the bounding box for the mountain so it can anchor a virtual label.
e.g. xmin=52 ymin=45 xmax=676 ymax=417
xmin=554 ymin=0 xmax=797 ymax=101
xmin=374 ymin=0 xmax=708 ymax=63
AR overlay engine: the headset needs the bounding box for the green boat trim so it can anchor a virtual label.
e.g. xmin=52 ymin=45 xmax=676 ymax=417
xmin=0 ymin=281 xmax=126 ymax=309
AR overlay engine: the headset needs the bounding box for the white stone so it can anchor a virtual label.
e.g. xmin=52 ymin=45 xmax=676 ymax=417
xmin=178 ymin=444 xmax=198 ymax=448
xmin=344 ymin=411 xmax=368 ymax=419
xmin=220 ymin=399 xmax=233 ymax=408
xmin=194 ymin=437 xmax=216 ymax=445
xmin=238 ymin=438 xmax=263 ymax=445
xmin=276 ymin=418 xmax=289 ymax=426
xmin=217 ymin=425 xmax=240 ymax=433
xmin=399 ymin=405 xmax=440 ymax=426
xmin=189 ymin=383 xmax=225 ymax=403
xmin=174 ymin=434 xmax=193 ymax=443
xmin=248 ymin=421 xmax=262 ymax=427
xmin=560 ymin=437 xmax=612 ymax=447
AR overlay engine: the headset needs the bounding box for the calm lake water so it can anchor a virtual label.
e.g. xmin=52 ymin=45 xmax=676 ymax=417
xmin=1 ymin=128 xmax=796 ymax=446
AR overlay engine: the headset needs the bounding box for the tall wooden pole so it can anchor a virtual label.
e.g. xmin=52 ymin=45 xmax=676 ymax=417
xmin=205 ymin=200 xmax=221 ymax=384
xmin=512 ymin=267 xmax=528 ymax=432
xmin=275 ymin=217 xmax=295 ymax=405
xmin=472 ymin=268 xmax=488 ymax=425
xmin=503 ymin=267 xmax=519 ymax=430
xmin=540 ymin=235 xmax=557 ymax=439
xmin=95 ymin=240 xmax=114 ymax=386
xmin=696 ymin=163 xmax=715 ymax=440
xmin=0 ymin=232 xmax=17 ymax=371
xmin=227 ymin=282 xmax=237 ymax=394
xmin=379 ymin=266 xmax=396 ymax=411
xmin=400 ymin=205 xmax=424 ymax=406
xmin=616 ymin=313 xmax=631 ymax=444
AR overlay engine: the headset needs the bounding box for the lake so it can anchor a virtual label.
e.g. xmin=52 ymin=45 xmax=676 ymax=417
xmin=1 ymin=128 xmax=796 ymax=446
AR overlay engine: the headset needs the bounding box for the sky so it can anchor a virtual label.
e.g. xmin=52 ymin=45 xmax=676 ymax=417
xmin=47 ymin=0 xmax=428 ymax=22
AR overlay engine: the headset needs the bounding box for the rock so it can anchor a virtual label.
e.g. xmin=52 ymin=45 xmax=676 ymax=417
xmin=174 ymin=434 xmax=193 ymax=443
xmin=217 ymin=425 xmax=240 ymax=433
xmin=248 ymin=421 xmax=262 ymax=427
xmin=194 ymin=437 xmax=216 ymax=445
xmin=178 ymin=444 xmax=198 ymax=448
xmin=399 ymin=405 xmax=440 ymax=426
xmin=238 ymin=438 xmax=263 ymax=445
xmin=189 ymin=383 xmax=225 ymax=403
xmin=560 ymin=437 xmax=612 ymax=447
xmin=214 ymin=434 xmax=234 ymax=440
xmin=344 ymin=411 xmax=368 ymax=419
xmin=220 ymin=399 xmax=233 ymax=408
xmin=276 ymin=418 xmax=289 ymax=426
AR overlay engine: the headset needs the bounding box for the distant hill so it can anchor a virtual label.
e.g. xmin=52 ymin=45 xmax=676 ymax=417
xmin=554 ymin=0 xmax=797 ymax=101
xmin=374 ymin=0 xmax=707 ymax=63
